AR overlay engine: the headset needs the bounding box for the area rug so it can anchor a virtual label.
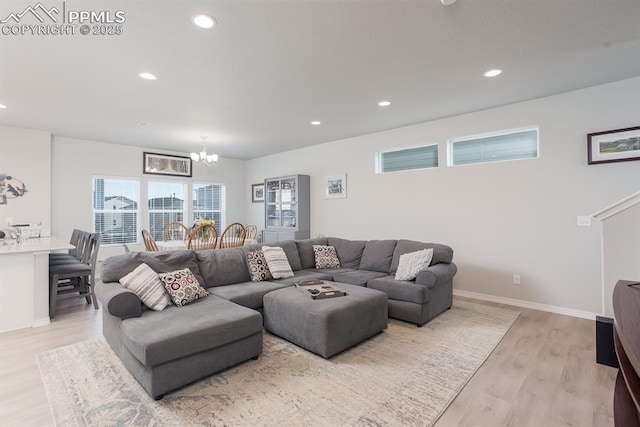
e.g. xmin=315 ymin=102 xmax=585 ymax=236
xmin=37 ymin=300 xmax=519 ymax=426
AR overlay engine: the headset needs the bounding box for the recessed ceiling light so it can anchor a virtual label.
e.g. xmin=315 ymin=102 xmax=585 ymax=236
xmin=310 ymin=121 xmax=321 ymax=126
xmin=483 ymin=69 xmax=503 ymax=78
xmin=441 ymin=0 xmax=457 ymax=5
xmin=0 ymin=104 xmax=7 ymax=109
xmin=138 ymin=72 xmax=157 ymax=80
xmin=193 ymin=14 xmax=216 ymax=29
xmin=378 ymin=101 xmax=391 ymax=107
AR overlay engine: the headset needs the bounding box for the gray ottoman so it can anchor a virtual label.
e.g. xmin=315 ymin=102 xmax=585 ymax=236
xmin=263 ymin=282 xmax=388 ymax=358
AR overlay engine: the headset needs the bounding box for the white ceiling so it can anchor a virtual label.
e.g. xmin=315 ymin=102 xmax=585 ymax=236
xmin=1 ymin=0 xmax=640 ymax=160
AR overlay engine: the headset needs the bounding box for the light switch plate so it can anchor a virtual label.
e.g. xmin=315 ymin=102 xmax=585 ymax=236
xmin=577 ymin=216 xmax=592 ymax=227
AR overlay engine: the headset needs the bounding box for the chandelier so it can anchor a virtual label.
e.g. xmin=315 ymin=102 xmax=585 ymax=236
xmin=190 ymin=136 xmax=219 ymax=166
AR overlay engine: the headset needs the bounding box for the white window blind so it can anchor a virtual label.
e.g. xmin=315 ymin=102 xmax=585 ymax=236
xmin=449 ymin=128 xmax=538 ymax=166
xmin=378 ymin=144 xmax=439 ymax=173
xmin=92 ymin=177 xmax=140 ymax=245
xmin=193 ymin=182 xmax=225 ymax=234
xmin=148 ymin=181 xmax=186 ymax=241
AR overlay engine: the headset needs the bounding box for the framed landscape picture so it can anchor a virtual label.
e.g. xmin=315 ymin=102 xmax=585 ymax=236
xmin=143 ymin=152 xmax=192 ymax=177
xmin=587 ymin=126 xmax=640 ymax=165
xmin=324 ymin=174 xmax=347 ymax=199
xmin=252 ymin=183 xmax=265 ymax=202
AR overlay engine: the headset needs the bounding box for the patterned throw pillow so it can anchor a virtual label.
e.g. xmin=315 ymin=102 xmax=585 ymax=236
xmin=261 ymin=246 xmax=295 ymax=279
xmin=312 ymin=245 xmax=341 ymax=269
xmin=158 ymin=268 xmax=209 ymax=307
xmin=394 ymin=248 xmax=434 ymax=281
xmin=119 ymin=263 xmax=172 ymax=311
xmin=247 ymin=250 xmax=273 ymax=282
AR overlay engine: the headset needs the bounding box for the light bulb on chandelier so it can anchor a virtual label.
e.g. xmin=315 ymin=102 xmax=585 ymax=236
xmin=190 ymin=136 xmax=218 ymax=166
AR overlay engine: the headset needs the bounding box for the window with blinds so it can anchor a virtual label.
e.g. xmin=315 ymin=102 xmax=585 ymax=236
xmin=377 ymin=143 xmax=439 ymax=173
xmin=92 ymin=177 xmax=140 ymax=245
xmin=148 ymin=181 xmax=186 ymax=241
xmin=449 ymin=127 xmax=539 ymax=166
xmin=193 ymin=183 xmax=225 ymax=234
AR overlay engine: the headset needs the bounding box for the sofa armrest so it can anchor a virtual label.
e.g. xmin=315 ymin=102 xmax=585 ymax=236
xmin=415 ymin=262 xmax=458 ymax=288
xmin=95 ymin=281 xmax=142 ymax=320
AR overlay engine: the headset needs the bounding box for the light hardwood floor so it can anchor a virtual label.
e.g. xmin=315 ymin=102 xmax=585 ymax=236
xmin=0 ymin=296 xmax=617 ymax=427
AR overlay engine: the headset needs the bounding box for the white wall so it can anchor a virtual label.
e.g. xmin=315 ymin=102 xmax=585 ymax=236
xmin=0 ymin=125 xmax=52 ymax=232
xmin=246 ymin=76 xmax=640 ymax=315
xmin=52 ymin=136 xmax=246 ymax=260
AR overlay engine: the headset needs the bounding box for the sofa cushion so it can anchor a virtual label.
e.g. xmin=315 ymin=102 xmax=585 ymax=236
xmin=272 ymin=269 xmax=334 ymax=286
xmin=368 ymin=275 xmax=431 ymax=304
xmin=359 ymin=240 xmax=398 ymax=273
xmin=327 ymin=237 xmax=367 ymax=269
xmin=313 ymin=245 xmax=341 ymax=269
xmin=159 ymin=268 xmax=209 ymax=307
xmin=119 ymin=263 xmax=171 ymax=311
xmin=246 ymin=250 xmax=272 ymax=282
xmin=262 ymin=246 xmax=295 ymax=279
xmin=101 ymin=250 xmax=206 ymax=288
xmin=197 ymin=247 xmax=251 ymax=287
xmin=395 ymin=249 xmax=434 ymax=281
xmin=390 ymin=240 xmax=453 ymax=273
xmin=210 ymin=281 xmax=290 ymax=309
xmin=296 ymin=237 xmax=329 ymax=269
xmin=269 ymin=240 xmax=303 ymax=271
xmin=332 ymin=270 xmax=388 ymax=286
xmin=120 ymin=295 xmax=262 ymax=367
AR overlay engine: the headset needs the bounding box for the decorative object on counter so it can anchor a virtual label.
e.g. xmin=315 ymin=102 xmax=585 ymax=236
xmin=587 ymin=125 xmax=640 ymax=165
xmin=143 ymin=152 xmax=192 ymax=177
xmin=0 ymin=174 xmax=27 ymax=204
xmin=0 ymin=231 xmax=4 ymax=238
xmin=324 ymin=174 xmax=347 ymax=199
xmin=251 ymin=183 xmax=265 ymax=203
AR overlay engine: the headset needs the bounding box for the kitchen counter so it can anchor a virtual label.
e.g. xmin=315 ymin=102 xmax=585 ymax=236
xmin=0 ymin=237 xmax=74 ymax=333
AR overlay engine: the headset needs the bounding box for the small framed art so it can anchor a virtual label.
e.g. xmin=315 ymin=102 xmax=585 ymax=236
xmin=252 ymin=183 xmax=265 ymax=202
xmin=587 ymin=126 xmax=640 ymax=165
xmin=324 ymin=174 xmax=347 ymax=199
xmin=143 ymin=152 xmax=192 ymax=177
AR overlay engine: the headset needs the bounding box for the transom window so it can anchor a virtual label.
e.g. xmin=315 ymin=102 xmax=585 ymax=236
xmin=377 ymin=143 xmax=439 ymax=173
xmin=448 ymin=127 xmax=539 ymax=166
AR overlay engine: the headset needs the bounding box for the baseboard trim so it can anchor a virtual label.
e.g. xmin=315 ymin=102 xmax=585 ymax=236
xmin=453 ymin=289 xmax=598 ymax=320
xmin=32 ymin=317 xmax=51 ymax=328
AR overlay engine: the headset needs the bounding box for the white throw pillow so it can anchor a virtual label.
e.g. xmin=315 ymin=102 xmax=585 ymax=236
xmin=119 ymin=263 xmax=172 ymax=311
xmin=262 ymin=246 xmax=295 ymax=279
xmin=394 ymin=248 xmax=434 ymax=281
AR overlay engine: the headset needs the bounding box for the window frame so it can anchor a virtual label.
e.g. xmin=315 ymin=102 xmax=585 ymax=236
xmin=147 ymin=179 xmax=188 ymax=242
xmin=192 ymin=181 xmax=226 ymax=235
xmin=376 ymin=142 xmax=440 ymax=174
xmin=447 ymin=126 xmax=540 ymax=167
xmin=92 ymin=175 xmax=141 ymax=247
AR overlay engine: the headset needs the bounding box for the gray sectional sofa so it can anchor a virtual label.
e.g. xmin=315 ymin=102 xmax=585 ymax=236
xmin=95 ymin=237 xmax=457 ymax=399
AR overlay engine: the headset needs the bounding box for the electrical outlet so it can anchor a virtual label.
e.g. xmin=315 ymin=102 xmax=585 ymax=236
xmin=513 ymin=274 xmax=521 ymax=285
xmin=577 ymin=216 xmax=592 ymax=227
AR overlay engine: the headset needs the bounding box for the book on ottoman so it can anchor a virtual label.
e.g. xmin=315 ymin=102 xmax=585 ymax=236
xmin=295 ymin=280 xmax=347 ymax=299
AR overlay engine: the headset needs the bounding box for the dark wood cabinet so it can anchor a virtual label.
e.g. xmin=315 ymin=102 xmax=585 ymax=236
xmin=613 ymin=280 xmax=640 ymax=427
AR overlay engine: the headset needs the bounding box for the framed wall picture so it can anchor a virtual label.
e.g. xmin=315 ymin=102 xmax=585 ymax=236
xmin=143 ymin=152 xmax=192 ymax=177
xmin=587 ymin=126 xmax=640 ymax=165
xmin=324 ymin=174 xmax=347 ymax=199
xmin=252 ymin=183 xmax=265 ymax=202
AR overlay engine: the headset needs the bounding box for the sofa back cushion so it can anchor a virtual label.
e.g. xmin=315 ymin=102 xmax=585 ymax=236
xmin=101 ymin=250 xmax=205 ymax=287
xmin=296 ymin=237 xmax=329 ymax=269
xmin=358 ymin=240 xmax=398 ymax=273
xmin=267 ymin=240 xmax=303 ymax=271
xmin=327 ymin=237 xmax=366 ymax=269
xmin=197 ymin=247 xmax=251 ymax=287
xmin=389 ymin=239 xmax=454 ymax=273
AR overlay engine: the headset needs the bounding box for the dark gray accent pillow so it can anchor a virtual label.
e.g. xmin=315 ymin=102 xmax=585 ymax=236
xmin=359 ymin=240 xmax=398 ymax=273
xmin=327 ymin=237 xmax=366 ymax=269
xmin=389 ymin=240 xmax=454 ymax=273
xmin=296 ymin=237 xmax=329 ymax=269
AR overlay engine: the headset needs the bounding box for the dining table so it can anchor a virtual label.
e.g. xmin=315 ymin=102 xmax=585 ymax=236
xmin=156 ymin=238 xmax=258 ymax=251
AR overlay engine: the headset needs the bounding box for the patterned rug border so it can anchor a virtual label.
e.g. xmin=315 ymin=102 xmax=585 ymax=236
xmin=37 ymin=300 xmax=520 ymax=427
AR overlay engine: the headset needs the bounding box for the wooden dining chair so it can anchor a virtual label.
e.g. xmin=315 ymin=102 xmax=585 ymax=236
xmin=142 ymin=229 xmax=159 ymax=251
xmin=188 ymin=224 xmax=218 ymax=251
xmin=219 ymin=222 xmax=246 ymax=248
xmin=163 ymin=222 xmax=190 ymax=242
xmin=244 ymin=224 xmax=258 ymax=240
